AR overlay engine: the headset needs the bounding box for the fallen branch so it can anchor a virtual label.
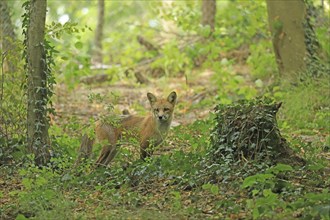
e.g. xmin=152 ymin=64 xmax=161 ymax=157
xmin=80 ymin=74 xmax=111 ymax=84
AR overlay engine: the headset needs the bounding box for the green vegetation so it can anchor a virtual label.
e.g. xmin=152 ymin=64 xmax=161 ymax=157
xmin=1 ymin=1 xmax=329 ymax=219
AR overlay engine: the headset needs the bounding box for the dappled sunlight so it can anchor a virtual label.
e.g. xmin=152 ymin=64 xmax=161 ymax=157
xmin=1 ymin=1 xmax=329 ymax=219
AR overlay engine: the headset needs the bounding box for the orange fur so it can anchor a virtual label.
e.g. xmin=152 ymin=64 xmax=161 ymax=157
xmin=78 ymin=91 xmax=177 ymax=167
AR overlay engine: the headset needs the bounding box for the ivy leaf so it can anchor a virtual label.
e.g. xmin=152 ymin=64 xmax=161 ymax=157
xmin=266 ymin=163 xmax=293 ymax=174
xmin=242 ymin=173 xmax=274 ymax=188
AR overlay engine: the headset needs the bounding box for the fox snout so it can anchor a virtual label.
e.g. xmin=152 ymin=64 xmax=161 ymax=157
xmin=157 ymin=113 xmax=168 ymax=121
xmin=154 ymin=109 xmax=169 ymax=121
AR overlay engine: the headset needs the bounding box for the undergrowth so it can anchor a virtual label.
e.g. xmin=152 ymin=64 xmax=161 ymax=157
xmin=1 ymin=1 xmax=329 ymax=219
xmin=279 ymin=75 xmax=330 ymax=132
xmin=1 ymin=95 xmax=329 ymax=220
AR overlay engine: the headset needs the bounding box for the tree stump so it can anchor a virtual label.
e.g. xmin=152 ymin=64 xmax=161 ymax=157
xmin=209 ymin=98 xmax=304 ymax=166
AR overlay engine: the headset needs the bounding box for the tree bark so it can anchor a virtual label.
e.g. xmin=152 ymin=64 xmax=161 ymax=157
xmin=201 ymin=0 xmax=216 ymax=32
xmin=266 ymin=0 xmax=308 ymax=77
xmin=93 ymin=0 xmax=105 ymax=64
xmin=26 ymin=0 xmax=51 ymax=166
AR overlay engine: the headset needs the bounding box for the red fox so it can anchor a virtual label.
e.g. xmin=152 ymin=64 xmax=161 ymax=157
xmin=77 ymin=91 xmax=177 ymax=167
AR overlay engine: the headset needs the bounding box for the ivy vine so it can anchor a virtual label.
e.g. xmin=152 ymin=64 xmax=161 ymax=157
xmin=22 ymin=0 xmax=57 ymax=159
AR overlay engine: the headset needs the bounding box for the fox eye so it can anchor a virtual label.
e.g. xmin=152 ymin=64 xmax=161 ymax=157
xmin=154 ymin=108 xmax=159 ymax=112
xmin=164 ymin=108 xmax=170 ymax=111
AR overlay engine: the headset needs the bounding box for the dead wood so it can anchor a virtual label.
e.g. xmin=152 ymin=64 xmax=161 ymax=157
xmin=137 ymin=35 xmax=159 ymax=53
xmin=80 ymin=74 xmax=111 ymax=84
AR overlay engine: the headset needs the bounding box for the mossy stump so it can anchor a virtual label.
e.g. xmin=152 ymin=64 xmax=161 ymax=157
xmin=209 ymin=98 xmax=304 ymax=166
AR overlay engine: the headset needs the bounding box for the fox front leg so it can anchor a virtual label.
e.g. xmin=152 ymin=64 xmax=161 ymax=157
xmin=140 ymin=140 xmax=154 ymax=161
xmin=102 ymin=144 xmax=119 ymax=165
xmin=95 ymin=145 xmax=112 ymax=167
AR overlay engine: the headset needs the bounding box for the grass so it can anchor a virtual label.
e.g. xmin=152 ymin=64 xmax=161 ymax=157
xmin=277 ymin=74 xmax=330 ymax=161
xmin=1 ymin=73 xmax=330 ymax=220
xmin=279 ymin=75 xmax=330 ymax=131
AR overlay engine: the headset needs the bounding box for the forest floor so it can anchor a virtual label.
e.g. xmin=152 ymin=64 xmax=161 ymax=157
xmin=1 ymin=69 xmax=221 ymax=219
xmin=1 ymin=64 xmax=329 ymax=220
xmin=53 ymin=68 xmax=219 ymax=127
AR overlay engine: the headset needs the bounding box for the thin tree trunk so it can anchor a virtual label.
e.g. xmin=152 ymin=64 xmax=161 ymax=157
xmin=26 ymin=0 xmax=51 ymax=166
xmin=93 ymin=0 xmax=105 ymax=64
xmin=201 ymin=0 xmax=216 ymax=33
xmin=0 ymin=1 xmax=18 ymax=73
xmin=266 ymin=0 xmax=308 ymax=77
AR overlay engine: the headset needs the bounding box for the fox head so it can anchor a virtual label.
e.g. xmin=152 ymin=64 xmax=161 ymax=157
xmin=147 ymin=91 xmax=177 ymax=122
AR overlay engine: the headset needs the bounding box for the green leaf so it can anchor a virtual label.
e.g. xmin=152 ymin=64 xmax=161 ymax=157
xmin=304 ymin=192 xmax=330 ymax=202
xmin=252 ymin=189 xmax=259 ymax=196
xmin=252 ymin=206 xmax=260 ymax=219
xmin=307 ymin=163 xmax=324 ymax=171
xmin=202 ymin=183 xmax=211 ymax=190
xmin=43 ymin=189 xmax=56 ymax=200
xmin=74 ymin=41 xmax=83 ymax=49
xmin=242 ymin=173 xmax=274 ymax=188
xmin=210 ymin=185 xmax=219 ymax=195
xmin=262 ymin=189 xmax=276 ymax=198
xmin=36 ymin=176 xmax=47 ymax=186
xmin=202 ymin=183 xmax=219 ymax=195
xmin=22 ymin=178 xmax=33 ymax=190
xmin=266 ymin=163 xmax=293 ymax=174
xmin=19 ymin=169 xmax=27 ymax=176
xmin=16 ymin=214 xmax=28 ymax=220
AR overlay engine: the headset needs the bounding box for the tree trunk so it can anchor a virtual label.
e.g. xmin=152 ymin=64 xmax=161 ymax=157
xmin=93 ymin=0 xmax=105 ymax=64
xmin=0 ymin=1 xmax=18 ymax=73
xmin=266 ymin=0 xmax=308 ymax=77
xmin=201 ymin=0 xmax=216 ymax=32
xmin=26 ymin=0 xmax=51 ymax=166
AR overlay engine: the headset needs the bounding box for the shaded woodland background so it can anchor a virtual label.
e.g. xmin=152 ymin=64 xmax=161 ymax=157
xmin=0 ymin=0 xmax=329 ymax=219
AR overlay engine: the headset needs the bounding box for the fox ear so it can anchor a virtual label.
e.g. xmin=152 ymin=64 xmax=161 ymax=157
xmin=167 ymin=91 xmax=177 ymax=105
xmin=147 ymin=92 xmax=157 ymax=104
